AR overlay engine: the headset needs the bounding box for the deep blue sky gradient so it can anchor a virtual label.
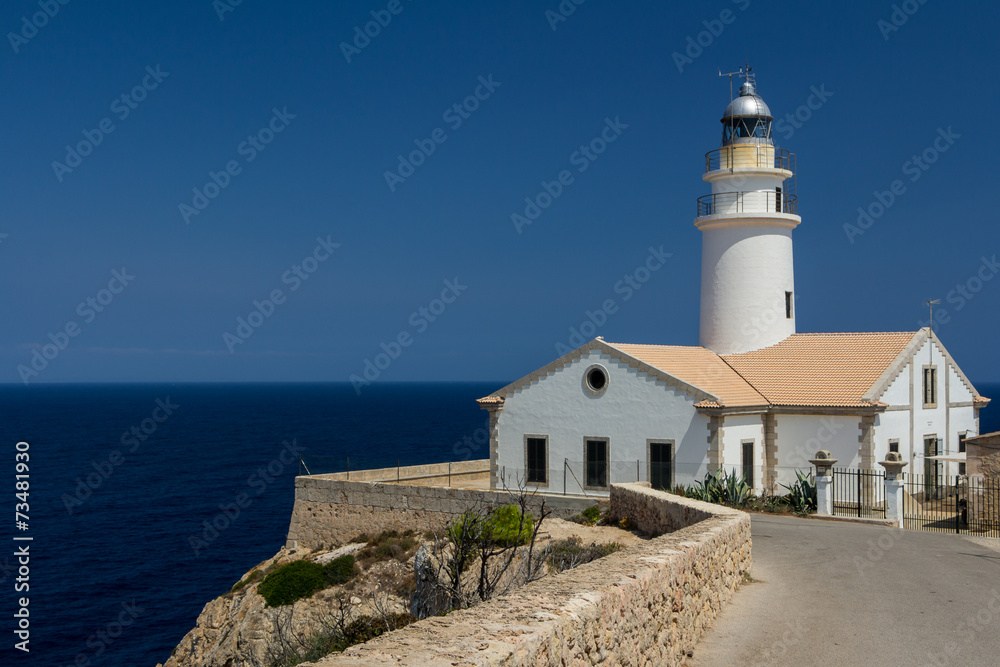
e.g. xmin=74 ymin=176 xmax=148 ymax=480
xmin=3 ymin=0 xmax=999 ymax=385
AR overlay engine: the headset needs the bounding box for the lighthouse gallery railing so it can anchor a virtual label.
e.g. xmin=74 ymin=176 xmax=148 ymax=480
xmin=697 ymin=191 xmax=798 ymax=217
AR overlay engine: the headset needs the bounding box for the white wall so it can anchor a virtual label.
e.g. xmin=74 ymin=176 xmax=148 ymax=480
xmin=494 ymin=350 xmax=710 ymax=496
xmin=699 ymin=224 xmax=796 ymax=354
xmin=872 ymin=336 xmax=981 ymax=480
xmin=720 ymin=414 xmax=764 ymax=490
xmin=880 ymin=366 xmax=911 ymax=406
xmin=873 ymin=410 xmax=911 ymax=464
xmin=775 ymin=414 xmax=861 ymax=472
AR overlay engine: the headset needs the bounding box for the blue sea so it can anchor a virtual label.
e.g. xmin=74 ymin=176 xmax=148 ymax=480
xmin=0 ymin=382 xmax=500 ymax=667
xmin=0 ymin=381 xmax=997 ymax=667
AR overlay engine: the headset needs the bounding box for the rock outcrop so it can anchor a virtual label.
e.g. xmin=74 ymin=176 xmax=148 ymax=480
xmin=156 ymin=544 xmax=410 ymax=667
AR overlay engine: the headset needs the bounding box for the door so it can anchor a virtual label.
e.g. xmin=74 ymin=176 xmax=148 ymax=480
xmin=924 ymin=437 xmax=942 ymax=500
xmin=585 ymin=439 xmax=608 ymax=488
xmin=649 ymin=442 xmax=672 ymax=491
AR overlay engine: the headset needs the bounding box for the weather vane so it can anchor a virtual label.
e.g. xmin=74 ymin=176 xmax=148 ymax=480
xmin=718 ymin=60 xmax=753 ymax=101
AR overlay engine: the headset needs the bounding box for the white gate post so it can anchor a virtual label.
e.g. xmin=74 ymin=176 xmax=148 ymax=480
xmin=809 ymin=450 xmax=837 ymax=516
xmin=880 ymin=452 xmax=908 ymax=529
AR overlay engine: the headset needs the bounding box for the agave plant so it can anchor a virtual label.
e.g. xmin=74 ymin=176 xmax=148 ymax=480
xmin=781 ymin=470 xmax=817 ymax=513
xmin=721 ymin=469 xmax=752 ymax=507
xmin=691 ymin=469 xmax=751 ymax=507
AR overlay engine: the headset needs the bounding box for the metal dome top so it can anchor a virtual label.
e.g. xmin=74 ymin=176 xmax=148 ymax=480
xmin=722 ymin=79 xmax=772 ymax=120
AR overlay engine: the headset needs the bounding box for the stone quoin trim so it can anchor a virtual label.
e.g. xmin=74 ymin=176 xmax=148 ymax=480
xmin=707 ymin=414 xmax=723 ymax=472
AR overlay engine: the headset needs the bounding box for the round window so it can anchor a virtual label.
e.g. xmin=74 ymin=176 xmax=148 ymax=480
xmin=584 ymin=365 xmax=609 ymax=395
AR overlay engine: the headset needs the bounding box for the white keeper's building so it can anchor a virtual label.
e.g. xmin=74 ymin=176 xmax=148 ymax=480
xmin=477 ymin=74 xmax=991 ymax=496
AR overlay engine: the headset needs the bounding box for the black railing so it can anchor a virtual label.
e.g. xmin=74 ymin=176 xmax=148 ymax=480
xmin=696 ymin=191 xmax=798 ymax=217
xmin=903 ymin=473 xmax=1000 ymax=537
xmin=705 ymin=146 xmax=795 ymax=173
xmin=831 ymin=467 xmax=886 ymax=519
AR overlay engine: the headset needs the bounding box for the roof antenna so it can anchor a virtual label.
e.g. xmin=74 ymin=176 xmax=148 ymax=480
xmin=925 ymin=298 xmax=940 ymax=363
xmin=925 ymin=299 xmax=940 ymax=336
xmin=719 ymin=62 xmax=752 ymax=101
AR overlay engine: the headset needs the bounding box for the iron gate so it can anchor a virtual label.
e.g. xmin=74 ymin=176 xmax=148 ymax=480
xmin=831 ymin=467 xmax=886 ymax=519
xmin=903 ymin=473 xmax=1000 ymax=537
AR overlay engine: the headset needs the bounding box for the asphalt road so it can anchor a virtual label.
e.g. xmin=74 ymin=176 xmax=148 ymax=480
xmin=686 ymin=515 xmax=1000 ymax=667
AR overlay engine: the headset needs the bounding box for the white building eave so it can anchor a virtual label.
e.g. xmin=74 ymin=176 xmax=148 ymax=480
xmin=484 ymin=338 xmax=721 ymax=406
xmin=865 ymin=328 xmax=985 ymax=404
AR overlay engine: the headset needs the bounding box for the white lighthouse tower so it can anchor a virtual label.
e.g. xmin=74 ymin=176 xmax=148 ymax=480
xmin=697 ymin=70 xmax=801 ymax=354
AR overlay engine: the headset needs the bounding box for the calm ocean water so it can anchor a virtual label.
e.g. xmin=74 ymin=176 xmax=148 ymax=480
xmin=0 ymin=381 xmax=996 ymax=666
xmin=0 ymin=382 xmax=500 ymax=666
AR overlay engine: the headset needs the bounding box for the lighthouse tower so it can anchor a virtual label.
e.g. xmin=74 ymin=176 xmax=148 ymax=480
xmin=696 ymin=71 xmax=801 ymax=355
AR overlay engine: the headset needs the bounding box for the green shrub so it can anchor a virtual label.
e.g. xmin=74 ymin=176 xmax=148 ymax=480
xmin=579 ymin=505 xmax=601 ymax=525
xmin=548 ymin=538 xmax=623 ymax=573
xmin=280 ymin=612 xmax=418 ymax=666
xmin=488 ymin=504 xmax=534 ymax=546
xmin=230 ymin=569 xmax=261 ymax=594
xmin=449 ymin=505 xmax=534 ymax=547
xmin=355 ymin=530 xmax=420 ymax=570
xmin=257 ymin=556 xmax=356 ymax=607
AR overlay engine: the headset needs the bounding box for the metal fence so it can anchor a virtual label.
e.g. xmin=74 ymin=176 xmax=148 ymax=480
xmin=704 ymin=146 xmax=795 ymax=172
xmin=831 ymin=467 xmax=886 ymax=519
xmin=496 ymin=462 xmax=815 ymax=498
xmin=696 ymin=190 xmax=798 ymax=217
xmin=903 ymin=473 xmax=1000 ymax=537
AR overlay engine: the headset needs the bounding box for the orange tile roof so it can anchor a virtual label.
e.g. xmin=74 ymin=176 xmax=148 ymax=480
xmin=479 ymin=331 xmax=989 ymax=411
xmin=605 ymin=342 xmax=768 ymax=407
xmin=476 ymin=395 xmax=505 ymax=406
xmin=721 ymin=332 xmax=916 ymax=407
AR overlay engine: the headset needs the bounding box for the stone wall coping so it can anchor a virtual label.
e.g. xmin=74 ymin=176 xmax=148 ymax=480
xmin=305 ymin=459 xmax=490 ymax=483
xmin=302 ymin=482 xmax=751 ymax=666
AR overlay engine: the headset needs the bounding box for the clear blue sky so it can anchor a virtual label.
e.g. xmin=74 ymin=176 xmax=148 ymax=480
xmin=3 ymin=0 xmax=999 ymax=385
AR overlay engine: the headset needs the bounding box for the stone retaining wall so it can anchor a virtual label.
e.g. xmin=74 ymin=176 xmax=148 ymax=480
xmin=301 ymin=482 xmax=751 ymax=666
xmin=286 ymin=467 xmax=597 ymax=549
xmin=309 ymin=459 xmax=489 ymax=486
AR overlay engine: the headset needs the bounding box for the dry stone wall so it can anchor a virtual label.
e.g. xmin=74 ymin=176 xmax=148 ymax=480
xmin=300 ymin=482 xmax=751 ymax=666
xmin=286 ymin=464 xmax=595 ymax=549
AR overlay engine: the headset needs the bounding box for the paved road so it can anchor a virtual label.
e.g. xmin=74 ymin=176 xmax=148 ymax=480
xmin=686 ymin=515 xmax=1000 ymax=667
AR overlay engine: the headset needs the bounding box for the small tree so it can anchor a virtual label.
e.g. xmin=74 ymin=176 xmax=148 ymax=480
xmin=418 ymin=482 xmax=551 ymax=615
